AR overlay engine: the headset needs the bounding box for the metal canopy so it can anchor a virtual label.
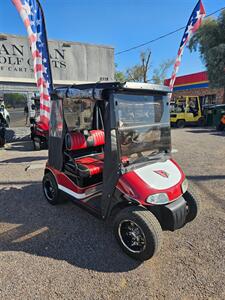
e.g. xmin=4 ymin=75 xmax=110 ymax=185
xmin=53 ymin=81 xmax=170 ymax=101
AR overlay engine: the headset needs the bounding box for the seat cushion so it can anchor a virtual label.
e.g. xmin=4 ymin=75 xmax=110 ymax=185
xmin=66 ymin=130 xmax=105 ymax=151
xmin=66 ymin=132 xmax=87 ymax=151
xmin=76 ymin=156 xmax=104 ymax=177
xmin=75 ymin=154 xmax=129 ymax=178
xmin=89 ymin=130 xmax=105 ymax=146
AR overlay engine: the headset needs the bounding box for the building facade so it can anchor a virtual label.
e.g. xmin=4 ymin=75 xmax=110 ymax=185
xmin=0 ymin=33 xmax=115 ymax=128
xmin=0 ymin=33 xmax=115 ymax=93
xmin=165 ymin=71 xmax=225 ymax=104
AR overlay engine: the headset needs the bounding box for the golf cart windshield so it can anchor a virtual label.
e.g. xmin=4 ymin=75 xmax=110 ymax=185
xmin=115 ymin=93 xmax=170 ymax=167
xmin=63 ymin=98 xmax=95 ymax=130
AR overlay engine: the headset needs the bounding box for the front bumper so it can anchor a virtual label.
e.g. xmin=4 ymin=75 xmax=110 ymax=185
xmin=160 ymin=197 xmax=187 ymax=231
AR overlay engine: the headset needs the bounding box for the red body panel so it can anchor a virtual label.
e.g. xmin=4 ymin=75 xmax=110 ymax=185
xmin=46 ymin=158 xmax=185 ymax=205
xmin=37 ymin=121 xmax=49 ymax=132
xmin=117 ymin=159 xmax=185 ymax=204
xmin=47 ymin=165 xmax=102 ymax=196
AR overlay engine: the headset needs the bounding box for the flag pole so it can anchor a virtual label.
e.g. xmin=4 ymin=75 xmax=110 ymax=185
xmin=36 ymin=0 xmax=54 ymax=92
xmin=168 ymin=0 xmax=206 ymax=95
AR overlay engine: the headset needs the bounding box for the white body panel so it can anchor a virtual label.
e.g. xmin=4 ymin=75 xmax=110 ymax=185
xmin=134 ymin=160 xmax=182 ymax=190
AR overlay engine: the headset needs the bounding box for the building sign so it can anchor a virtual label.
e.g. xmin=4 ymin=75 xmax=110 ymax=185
xmin=0 ymin=34 xmax=114 ymax=84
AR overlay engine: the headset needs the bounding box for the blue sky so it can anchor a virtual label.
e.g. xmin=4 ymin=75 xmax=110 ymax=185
xmin=0 ymin=0 xmax=224 ymax=79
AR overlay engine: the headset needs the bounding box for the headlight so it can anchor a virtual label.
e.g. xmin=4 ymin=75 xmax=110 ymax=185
xmin=146 ymin=193 xmax=169 ymax=205
xmin=181 ymin=178 xmax=188 ymax=194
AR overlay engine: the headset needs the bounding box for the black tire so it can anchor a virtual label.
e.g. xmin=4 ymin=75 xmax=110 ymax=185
xmin=0 ymin=136 xmax=5 ymax=147
xmin=216 ymin=123 xmax=224 ymax=131
xmin=33 ymin=138 xmax=41 ymax=151
xmin=6 ymin=117 xmax=10 ymax=128
xmin=114 ymin=206 xmax=162 ymax=261
xmin=183 ymin=191 xmax=201 ymax=223
xmin=42 ymin=172 xmax=62 ymax=205
xmin=198 ymin=117 xmax=205 ymax=127
xmin=43 ymin=139 xmax=48 ymax=149
xmin=176 ymin=119 xmax=185 ymax=128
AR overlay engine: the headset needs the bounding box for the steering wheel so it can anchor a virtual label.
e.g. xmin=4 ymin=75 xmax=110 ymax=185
xmin=121 ymin=131 xmax=139 ymax=145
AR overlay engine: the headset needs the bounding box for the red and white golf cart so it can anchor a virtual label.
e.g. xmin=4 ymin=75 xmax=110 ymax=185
xmin=43 ymin=82 xmax=199 ymax=261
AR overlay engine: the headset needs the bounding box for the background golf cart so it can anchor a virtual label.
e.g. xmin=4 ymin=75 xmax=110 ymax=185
xmin=29 ymin=94 xmax=49 ymax=150
xmin=0 ymin=100 xmax=10 ymax=127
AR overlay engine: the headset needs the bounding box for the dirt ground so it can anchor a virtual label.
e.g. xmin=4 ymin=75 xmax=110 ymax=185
xmin=0 ymin=128 xmax=225 ymax=300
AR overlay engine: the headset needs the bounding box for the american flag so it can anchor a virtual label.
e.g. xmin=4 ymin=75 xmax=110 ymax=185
xmin=12 ymin=0 xmax=53 ymax=129
xmin=169 ymin=0 xmax=206 ymax=91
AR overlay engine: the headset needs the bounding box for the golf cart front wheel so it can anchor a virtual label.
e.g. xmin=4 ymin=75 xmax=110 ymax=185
xmin=183 ymin=191 xmax=201 ymax=223
xmin=42 ymin=172 xmax=62 ymax=205
xmin=114 ymin=206 xmax=162 ymax=261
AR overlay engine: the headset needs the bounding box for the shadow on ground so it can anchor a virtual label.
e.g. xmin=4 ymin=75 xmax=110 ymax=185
xmin=1 ymin=156 xmax=47 ymax=164
xmin=188 ymin=175 xmax=225 ymax=181
xmin=0 ymin=183 xmax=140 ymax=273
xmin=186 ymin=128 xmax=225 ymax=136
xmin=5 ymin=129 xmax=30 ymax=143
xmin=5 ymin=141 xmax=35 ymax=152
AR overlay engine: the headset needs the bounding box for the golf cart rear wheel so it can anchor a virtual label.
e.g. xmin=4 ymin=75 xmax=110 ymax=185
xmin=6 ymin=116 xmax=10 ymax=128
xmin=183 ymin=191 xmax=201 ymax=223
xmin=0 ymin=136 xmax=5 ymax=147
xmin=43 ymin=172 xmax=61 ymax=205
xmin=176 ymin=119 xmax=185 ymax=128
xmin=33 ymin=138 xmax=41 ymax=151
xmin=114 ymin=206 xmax=162 ymax=261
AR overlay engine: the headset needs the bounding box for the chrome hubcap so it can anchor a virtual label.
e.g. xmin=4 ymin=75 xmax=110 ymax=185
xmin=118 ymin=220 xmax=146 ymax=253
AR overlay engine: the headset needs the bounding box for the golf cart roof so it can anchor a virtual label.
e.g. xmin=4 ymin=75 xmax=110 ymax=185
xmin=53 ymin=82 xmax=170 ymax=101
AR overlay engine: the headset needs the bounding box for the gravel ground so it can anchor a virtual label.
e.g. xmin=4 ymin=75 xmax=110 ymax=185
xmin=0 ymin=128 xmax=225 ymax=300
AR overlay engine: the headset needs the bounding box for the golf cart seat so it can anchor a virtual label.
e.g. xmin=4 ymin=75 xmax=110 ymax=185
xmin=65 ymin=130 xmax=129 ymax=178
xmin=76 ymin=154 xmax=104 ymax=177
xmin=65 ymin=130 xmax=105 ymax=178
xmin=65 ymin=130 xmax=105 ymax=151
xmin=76 ymin=153 xmax=129 ymax=178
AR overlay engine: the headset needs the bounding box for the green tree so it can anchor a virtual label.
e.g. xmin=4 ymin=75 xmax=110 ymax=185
xmin=151 ymin=59 xmax=174 ymax=84
xmin=115 ymin=50 xmax=173 ymax=84
xmin=115 ymin=63 xmax=126 ymax=82
xmin=4 ymin=93 xmax=27 ymax=108
xmin=126 ymin=49 xmax=151 ymax=82
xmin=189 ymin=10 xmax=225 ymax=88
